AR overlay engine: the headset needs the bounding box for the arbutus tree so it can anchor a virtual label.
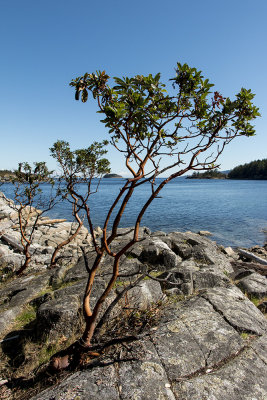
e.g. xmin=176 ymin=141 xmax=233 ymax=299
xmin=49 ymin=140 xmax=111 ymax=266
xmin=53 ymin=62 xmax=259 ymax=367
xmin=10 ymin=162 xmax=57 ymax=275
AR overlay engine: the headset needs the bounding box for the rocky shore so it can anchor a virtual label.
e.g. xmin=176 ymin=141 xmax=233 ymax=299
xmin=0 ymin=191 xmax=267 ymax=399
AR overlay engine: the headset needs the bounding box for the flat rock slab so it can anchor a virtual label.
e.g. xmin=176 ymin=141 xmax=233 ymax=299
xmin=237 ymin=272 xmax=267 ymax=298
xmin=30 ymin=286 xmax=267 ymax=400
xmin=201 ymin=286 xmax=267 ymax=335
xmin=0 ymin=272 xmax=51 ymax=338
xmin=173 ymin=335 xmax=267 ymax=400
xmin=116 ymin=339 xmax=176 ymax=400
xmin=151 ymin=296 xmax=243 ymax=380
xmin=32 ymin=364 xmax=120 ymax=400
xmin=31 ymin=340 xmax=176 ymax=400
xmin=30 ymin=322 xmax=267 ymax=400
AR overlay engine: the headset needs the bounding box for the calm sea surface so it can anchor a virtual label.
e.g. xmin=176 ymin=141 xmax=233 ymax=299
xmin=2 ymin=178 xmax=267 ymax=248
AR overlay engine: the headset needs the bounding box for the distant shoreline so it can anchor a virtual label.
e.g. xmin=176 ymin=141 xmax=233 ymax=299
xmin=187 ymin=176 xmax=267 ymax=180
xmin=186 ymin=176 xmax=227 ymax=180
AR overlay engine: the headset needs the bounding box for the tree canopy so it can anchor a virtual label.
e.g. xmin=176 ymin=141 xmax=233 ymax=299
xmin=70 ymin=63 xmax=260 ymax=182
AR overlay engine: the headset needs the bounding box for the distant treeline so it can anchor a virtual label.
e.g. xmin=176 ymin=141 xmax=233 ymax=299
xmin=0 ymin=170 xmax=15 ymax=181
xmin=0 ymin=169 xmax=13 ymax=176
xmin=187 ymin=169 xmax=227 ymax=179
xmin=2 ymin=160 xmax=267 ymax=181
xmin=228 ymin=159 xmax=267 ymax=180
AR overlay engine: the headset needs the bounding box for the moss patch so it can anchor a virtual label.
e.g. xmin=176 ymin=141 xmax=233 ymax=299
xmin=14 ymin=305 xmax=37 ymax=329
xmin=240 ymin=332 xmax=250 ymax=340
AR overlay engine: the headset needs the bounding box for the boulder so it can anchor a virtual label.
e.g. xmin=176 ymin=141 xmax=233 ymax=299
xmin=162 ymin=231 xmax=234 ymax=274
xmin=126 ymin=280 xmax=164 ymax=310
xmin=232 ymin=268 xmax=255 ymax=280
xmin=63 ymin=255 xmax=94 ymax=283
xmin=0 ymin=204 xmax=17 ymax=220
xmin=0 ymin=253 xmax=24 ymax=274
xmin=237 ymin=272 xmax=267 ymax=298
xmin=140 ymin=238 xmax=181 ymax=270
xmin=36 ymin=295 xmax=81 ymax=340
xmin=193 ymin=269 xmax=230 ymax=290
xmin=223 ymin=246 xmax=239 ymax=260
xmin=198 ymin=230 xmax=212 ymax=236
xmin=115 ymin=257 xmax=144 ymax=278
xmin=153 ymin=262 xmax=231 ymax=295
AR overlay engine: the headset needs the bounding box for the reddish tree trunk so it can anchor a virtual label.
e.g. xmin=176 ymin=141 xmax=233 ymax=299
xmin=16 ymin=244 xmax=31 ymax=275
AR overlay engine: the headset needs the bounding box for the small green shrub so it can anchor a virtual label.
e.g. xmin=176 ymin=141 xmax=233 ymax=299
xmin=240 ymin=332 xmax=250 ymax=340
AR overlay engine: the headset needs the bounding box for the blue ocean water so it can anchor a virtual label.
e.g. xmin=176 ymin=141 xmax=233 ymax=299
xmin=2 ymin=178 xmax=267 ymax=248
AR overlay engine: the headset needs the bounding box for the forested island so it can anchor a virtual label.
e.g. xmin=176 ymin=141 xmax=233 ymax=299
xmin=228 ymin=159 xmax=267 ymax=179
xmin=187 ymin=169 xmax=227 ymax=179
xmin=0 ymin=169 xmax=15 ymax=181
xmin=187 ymin=159 xmax=267 ymax=180
xmin=103 ymin=173 xmax=123 ymax=178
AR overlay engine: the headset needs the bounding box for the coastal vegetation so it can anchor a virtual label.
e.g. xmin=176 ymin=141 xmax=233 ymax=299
xmin=187 ymin=169 xmax=227 ymax=179
xmin=0 ymin=169 xmax=13 ymax=176
xmin=49 ymin=140 xmax=111 ymax=266
xmin=187 ymin=159 xmax=267 ymax=180
xmin=0 ymin=169 xmax=15 ymax=181
xmin=228 ymin=158 xmax=267 ymax=180
xmin=9 ymin=162 xmax=56 ymax=275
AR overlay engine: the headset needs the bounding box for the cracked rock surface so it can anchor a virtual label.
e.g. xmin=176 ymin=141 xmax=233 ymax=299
xmin=31 ymin=282 xmax=267 ymax=400
xmin=237 ymin=272 xmax=267 ymax=298
xmin=0 ymin=272 xmax=51 ymax=337
xmin=1 ymin=195 xmax=267 ymax=399
xmin=172 ymin=335 xmax=267 ymax=400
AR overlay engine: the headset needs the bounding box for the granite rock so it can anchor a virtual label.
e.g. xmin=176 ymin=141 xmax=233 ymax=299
xmin=237 ymin=272 xmax=267 ymax=298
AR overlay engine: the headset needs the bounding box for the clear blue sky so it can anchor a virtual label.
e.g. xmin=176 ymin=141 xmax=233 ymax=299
xmin=0 ymin=0 xmax=266 ymax=175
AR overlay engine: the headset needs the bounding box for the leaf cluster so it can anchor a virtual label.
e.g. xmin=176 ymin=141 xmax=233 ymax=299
xmin=50 ymin=140 xmax=110 ymax=184
xmin=15 ymin=162 xmax=53 ymax=183
xmin=70 ymin=63 xmax=260 ymax=179
xmin=13 ymin=162 xmax=54 ymax=203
